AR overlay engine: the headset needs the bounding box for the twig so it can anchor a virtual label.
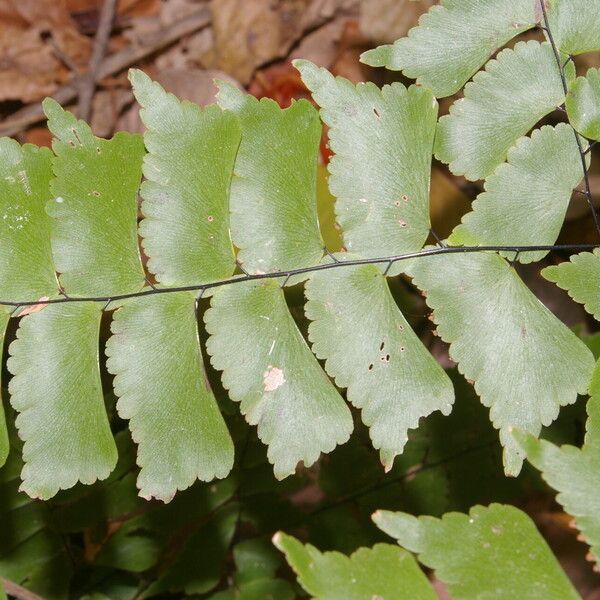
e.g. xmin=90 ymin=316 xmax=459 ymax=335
xmin=1 ymin=578 xmax=47 ymax=600
xmin=0 ymin=243 xmax=598 ymax=308
xmin=0 ymin=7 xmax=211 ymax=137
xmin=78 ymin=0 xmax=118 ymax=122
xmin=45 ymin=33 xmax=81 ymax=74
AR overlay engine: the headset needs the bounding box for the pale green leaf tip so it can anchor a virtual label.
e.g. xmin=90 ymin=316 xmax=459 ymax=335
xmin=292 ymin=58 xmax=318 ymax=78
xmin=271 ymin=531 xmax=286 ymax=551
xmin=360 ymin=45 xmax=391 ymax=67
xmin=372 ymin=511 xmax=422 ymax=551
xmin=128 ymin=67 xmax=149 ymax=89
xmin=291 ymin=58 xmax=308 ymax=70
xmin=540 ymin=264 xmax=561 ymax=283
xmin=502 ymin=447 xmax=524 ymax=478
xmin=42 ymin=97 xmax=63 ymax=120
xmin=372 ymin=509 xmax=384 ymax=525
xmin=129 ymin=68 xmax=162 ymax=108
xmin=215 ymin=79 xmax=246 ymax=110
xmin=42 ymin=97 xmax=82 ymax=140
xmin=294 ymin=59 xmax=324 ymax=91
xmin=372 ymin=509 xmax=404 ymax=533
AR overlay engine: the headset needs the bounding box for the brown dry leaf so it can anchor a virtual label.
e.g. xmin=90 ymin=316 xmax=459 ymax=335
xmin=65 ymin=0 xmax=158 ymax=15
xmin=328 ymin=18 xmax=372 ymax=82
xmin=208 ymin=0 xmax=359 ymax=84
xmin=90 ymin=88 xmax=134 ymax=137
xmin=209 ymin=0 xmax=288 ymax=84
xmin=0 ymin=0 xmax=90 ymax=102
xmin=68 ymin=0 xmax=160 ymax=36
xmin=122 ymin=0 xmax=205 ymax=57
xmin=24 ymin=127 xmax=53 ymax=147
xmin=153 ymin=27 xmax=214 ymax=72
xmin=359 ymin=0 xmax=435 ymax=44
xmin=290 ymin=17 xmax=347 ymax=68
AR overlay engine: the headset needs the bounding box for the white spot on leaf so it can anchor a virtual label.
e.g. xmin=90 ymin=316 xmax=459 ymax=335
xmin=263 ymin=366 xmax=285 ymax=392
xmin=18 ymin=170 xmax=31 ymax=195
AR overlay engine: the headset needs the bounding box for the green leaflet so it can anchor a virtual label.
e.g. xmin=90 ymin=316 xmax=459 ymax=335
xmin=360 ymin=0 xmax=538 ymax=98
xmin=512 ymin=425 xmax=600 ymax=566
xmin=106 ymin=292 xmax=234 ymax=502
xmin=130 ymin=70 xmax=240 ymax=285
xmin=546 ymin=0 xmax=600 ymax=55
xmin=435 ymin=41 xmax=573 ymax=181
xmin=407 ymin=251 xmax=594 ymax=476
xmin=449 ymin=124 xmax=583 ymax=263
xmin=7 ymin=303 xmax=117 ymax=499
xmin=295 ymin=61 xmax=437 ymax=275
xmin=216 ymin=83 xmax=324 ymax=274
xmin=205 ymin=280 xmax=353 ymax=479
xmin=511 ymin=362 xmax=600 ymax=567
xmin=0 ymin=139 xmax=57 ymax=301
xmin=373 ymin=504 xmax=580 ymax=600
xmin=273 ymin=533 xmax=436 ymax=600
xmin=566 ymin=68 xmax=600 ymax=142
xmin=305 ymin=260 xmax=454 ymax=470
xmin=0 ymin=309 xmax=9 ymax=467
xmin=43 ymin=99 xmax=145 ymax=296
xmin=543 ymin=250 xmax=600 ymax=320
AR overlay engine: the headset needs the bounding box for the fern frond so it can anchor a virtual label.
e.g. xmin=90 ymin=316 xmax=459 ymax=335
xmin=274 ymin=533 xmax=436 ymax=600
xmin=43 ymin=99 xmax=145 ymax=296
xmin=130 ymin=70 xmax=240 ymax=285
xmin=305 ymin=259 xmax=454 ymax=471
xmin=543 ymin=249 xmax=600 ymax=320
xmin=407 ymin=251 xmax=594 ymax=475
xmin=374 ymin=504 xmax=581 ymax=599
xmin=360 ymin=0 xmax=538 ymax=98
xmin=106 ymin=293 xmax=234 ymax=502
xmin=0 ymin=138 xmax=57 ymax=301
xmin=512 ymin=362 xmax=600 ymax=567
xmin=296 ymin=61 xmax=437 ymax=276
xmin=205 ymin=280 xmax=353 ymax=479
xmin=546 ymin=0 xmax=600 ymax=55
xmin=450 ymin=124 xmax=585 ymax=263
xmin=436 ymin=41 xmax=573 ymax=181
xmin=8 ymin=303 xmax=117 ymax=499
xmin=217 ymin=83 xmax=324 ymax=275
xmin=0 ymin=309 xmax=9 ymax=467
xmin=566 ymin=68 xmax=600 ymax=142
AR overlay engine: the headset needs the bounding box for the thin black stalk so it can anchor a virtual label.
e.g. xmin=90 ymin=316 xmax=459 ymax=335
xmin=1 ymin=243 xmax=598 ymax=308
